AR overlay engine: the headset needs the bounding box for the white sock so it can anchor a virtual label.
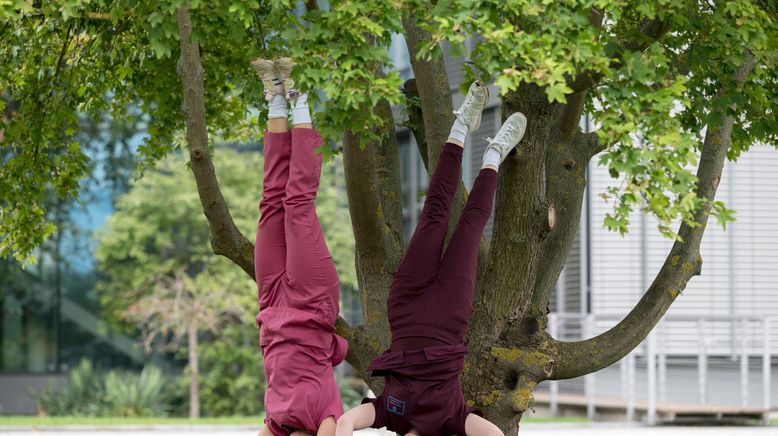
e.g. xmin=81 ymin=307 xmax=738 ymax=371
xmin=268 ymin=94 xmax=287 ymax=119
xmin=447 ymin=117 xmax=468 ymax=144
xmin=482 ymin=147 xmax=502 ymax=170
xmin=291 ymin=93 xmax=311 ymax=125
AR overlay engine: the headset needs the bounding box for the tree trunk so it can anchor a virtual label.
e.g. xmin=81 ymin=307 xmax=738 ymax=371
xmin=176 ymin=6 xmax=757 ymax=430
xmin=187 ymin=322 xmax=201 ymax=419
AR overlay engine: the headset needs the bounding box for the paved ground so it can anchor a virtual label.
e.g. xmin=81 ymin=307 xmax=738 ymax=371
xmin=1 ymin=425 xmax=777 ymax=435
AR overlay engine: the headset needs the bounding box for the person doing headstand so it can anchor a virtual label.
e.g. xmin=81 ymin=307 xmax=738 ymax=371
xmin=336 ymin=81 xmax=527 ymax=436
xmin=252 ymin=57 xmax=347 ymax=436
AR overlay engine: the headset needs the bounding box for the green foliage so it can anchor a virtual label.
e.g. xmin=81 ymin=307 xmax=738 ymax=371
xmin=94 ymin=148 xmax=258 ymax=337
xmin=34 ymin=359 xmax=104 ymax=416
xmin=1 ymin=0 xmax=776 ymax=258
xmin=0 ymin=0 xmax=396 ymax=260
xmin=103 ymin=365 xmax=168 ymax=417
xmin=273 ymin=0 xmax=405 ymax=153
xmin=422 ymin=0 xmax=777 ymax=237
xmin=34 ymin=359 xmax=170 ymax=417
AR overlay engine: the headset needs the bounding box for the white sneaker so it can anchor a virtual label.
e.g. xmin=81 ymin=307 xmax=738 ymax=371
xmin=484 ymin=112 xmax=527 ymax=163
xmin=453 ymin=81 xmax=489 ymax=131
xmin=274 ymin=57 xmax=299 ymax=101
xmin=251 ymin=58 xmax=284 ymax=101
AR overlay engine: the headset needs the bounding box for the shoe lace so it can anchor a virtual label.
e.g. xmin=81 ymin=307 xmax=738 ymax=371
xmin=496 ymin=120 xmax=523 ymax=143
xmin=453 ymin=91 xmax=478 ymax=117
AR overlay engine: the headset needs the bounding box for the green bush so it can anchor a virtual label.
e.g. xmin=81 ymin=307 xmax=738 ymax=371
xmin=34 ymin=359 xmax=170 ymax=417
xmin=33 ymin=359 xmax=103 ymax=416
xmin=104 ymin=365 xmax=168 ymax=417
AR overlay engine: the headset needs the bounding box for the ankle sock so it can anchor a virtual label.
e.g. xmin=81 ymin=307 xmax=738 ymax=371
xmin=448 ymin=117 xmax=468 ymax=144
xmin=268 ymin=94 xmax=288 ymax=119
xmin=482 ymin=147 xmax=501 ymax=170
xmin=291 ymin=93 xmax=311 ymax=125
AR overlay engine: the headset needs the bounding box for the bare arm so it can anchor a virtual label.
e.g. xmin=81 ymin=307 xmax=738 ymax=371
xmin=465 ymin=413 xmax=503 ymax=436
xmin=336 ymin=403 xmax=376 ymax=436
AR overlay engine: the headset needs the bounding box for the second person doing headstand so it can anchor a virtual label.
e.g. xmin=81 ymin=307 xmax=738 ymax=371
xmin=336 ymin=81 xmax=528 ymax=436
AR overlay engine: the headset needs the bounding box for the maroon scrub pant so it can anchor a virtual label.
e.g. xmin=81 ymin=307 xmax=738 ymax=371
xmin=254 ymin=129 xmax=345 ymax=435
xmin=255 ymin=129 xmax=340 ymax=322
xmin=388 ymin=143 xmax=498 ymax=349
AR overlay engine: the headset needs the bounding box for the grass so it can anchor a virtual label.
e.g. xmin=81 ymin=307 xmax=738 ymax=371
xmin=0 ymin=416 xmax=263 ymax=426
xmin=0 ymin=415 xmax=590 ymax=427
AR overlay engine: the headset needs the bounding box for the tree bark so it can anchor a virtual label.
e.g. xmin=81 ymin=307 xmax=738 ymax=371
xmin=529 ymin=120 xmax=598 ymax=322
xmin=341 ymin=127 xmax=399 ymax=380
xmin=187 ymin=322 xmax=200 ymax=419
xmin=403 ymin=78 xmax=429 ymax=169
xmin=373 ymin=100 xmax=405 ymax=251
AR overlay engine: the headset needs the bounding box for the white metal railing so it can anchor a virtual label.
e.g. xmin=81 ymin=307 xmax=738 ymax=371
xmin=545 ymin=313 xmax=776 ymax=422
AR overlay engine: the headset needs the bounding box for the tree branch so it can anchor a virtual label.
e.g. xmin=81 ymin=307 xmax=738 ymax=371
xmin=176 ymin=7 xmax=255 ymax=279
xmin=403 ymin=78 xmax=429 ymax=169
xmin=558 ymin=90 xmax=587 ymax=142
xmin=529 ymin=129 xmax=593 ymax=319
xmin=551 ymin=51 xmax=756 ymax=380
xmin=401 ymin=16 xmax=455 ymax=170
xmin=374 ymin=99 xmax=405 ymax=244
xmin=402 ymin=14 xmax=477 ymax=251
xmin=342 ymin=129 xmax=395 ymax=349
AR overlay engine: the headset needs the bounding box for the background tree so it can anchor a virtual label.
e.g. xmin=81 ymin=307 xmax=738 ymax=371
xmin=2 ymin=0 xmax=777 ymax=431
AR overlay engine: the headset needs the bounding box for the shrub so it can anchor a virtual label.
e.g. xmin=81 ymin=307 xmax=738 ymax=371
xmin=34 ymin=359 xmax=170 ymax=417
xmin=34 ymin=359 xmax=104 ymax=416
xmin=104 ymin=365 xmax=169 ymax=417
